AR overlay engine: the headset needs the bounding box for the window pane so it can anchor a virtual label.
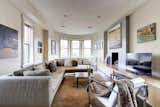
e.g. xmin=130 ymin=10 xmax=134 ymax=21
xmin=24 ymin=44 xmax=29 ymax=64
xmin=72 ymin=40 xmax=80 ymax=48
xmin=61 ymin=40 xmax=69 ymax=58
xmin=23 ymin=24 xmax=33 ymax=66
xmin=84 ymin=40 xmax=91 ymax=48
xmin=61 ymin=40 xmax=68 ymax=49
xmin=72 ymin=49 xmax=80 ymax=57
xmin=84 ymin=49 xmax=91 ymax=57
xmin=61 ymin=49 xmax=69 ymax=58
xmin=24 ymin=26 xmax=29 ymax=43
xmin=71 ymin=40 xmax=80 ymax=57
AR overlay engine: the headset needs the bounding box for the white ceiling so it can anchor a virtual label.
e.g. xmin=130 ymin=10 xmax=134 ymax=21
xmin=10 ymin=0 xmax=147 ymax=35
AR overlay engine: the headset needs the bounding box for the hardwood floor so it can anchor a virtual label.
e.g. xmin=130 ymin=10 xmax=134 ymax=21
xmin=52 ymin=77 xmax=89 ymax=107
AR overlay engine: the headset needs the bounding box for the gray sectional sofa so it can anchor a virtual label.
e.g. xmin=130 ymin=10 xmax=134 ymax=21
xmin=0 ymin=58 xmax=96 ymax=107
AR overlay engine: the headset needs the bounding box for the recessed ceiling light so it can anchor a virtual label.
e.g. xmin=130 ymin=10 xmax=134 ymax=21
xmin=88 ymin=26 xmax=92 ymax=29
xmin=61 ymin=25 xmax=65 ymax=28
xmin=64 ymin=14 xmax=68 ymax=18
xmin=97 ymin=16 xmax=101 ymax=18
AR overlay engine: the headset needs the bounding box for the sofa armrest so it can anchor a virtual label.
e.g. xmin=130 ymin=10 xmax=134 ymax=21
xmin=0 ymin=76 xmax=52 ymax=107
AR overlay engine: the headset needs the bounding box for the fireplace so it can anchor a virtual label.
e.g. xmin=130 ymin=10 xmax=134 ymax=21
xmin=112 ymin=52 xmax=118 ymax=65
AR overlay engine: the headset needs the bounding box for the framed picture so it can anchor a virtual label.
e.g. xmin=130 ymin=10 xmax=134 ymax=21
xmin=51 ymin=40 xmax=56 ymax=55
xmin=108 ymin=23 xmax=121 ymax=49
xmin=0 ymin=24 xmax=18 ymax=58
xmin=137 ymin=23 xmax=156 ymax=43
xmin=38 ymin=41 xmax=42 ymax=54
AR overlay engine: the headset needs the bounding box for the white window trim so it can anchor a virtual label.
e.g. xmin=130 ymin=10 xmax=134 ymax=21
xmin=22 ymin=23 xmax=34 ymax=67
xmin=60 ymin=39 xmax=92 ymax=58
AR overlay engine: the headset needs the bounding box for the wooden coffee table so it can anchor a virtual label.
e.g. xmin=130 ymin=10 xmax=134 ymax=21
xmin=75 ymin=72 xmax=89 ymax=88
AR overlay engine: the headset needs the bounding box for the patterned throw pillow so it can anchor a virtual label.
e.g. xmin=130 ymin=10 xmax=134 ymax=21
xmin=72 ymin=60 xmax=78 ymax=66
xmin=48 ymin=62 xmax=57 ymax=72
xmin=56 ymin=59 xmax=64 ymax=66
xmin=13 ymin=70 xmax=24 ymax=76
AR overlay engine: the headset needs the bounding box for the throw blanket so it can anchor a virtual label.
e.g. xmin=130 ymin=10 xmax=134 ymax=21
xmin=89 ymin=81 xmax=112 ymax=97
xmin=116 ymin=79 xmax=137 ymax=107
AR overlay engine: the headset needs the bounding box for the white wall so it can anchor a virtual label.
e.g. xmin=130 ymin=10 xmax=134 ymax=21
xmin=0 ymin=0 xmax=44 ymax=75
xmin=0 ymin=0 xmax=21 ymax=75
xmin=130 ymin=0 xmax=160 ymax=73
xmin=48 ymin=30 xmax=60 ymax=60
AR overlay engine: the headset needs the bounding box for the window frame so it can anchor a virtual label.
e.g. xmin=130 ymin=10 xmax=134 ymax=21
xmin=60 ymin=39 xmax=92 ymax=58
xmin=23 ymin=23 xmax=34 ymax=67
xmin=60 ymin=39 xmax=70 ymax=58
xmin=83 ymin=40 xmax=92 ymax=58
xmin=71 ymin=40 xmax=80 ymax=58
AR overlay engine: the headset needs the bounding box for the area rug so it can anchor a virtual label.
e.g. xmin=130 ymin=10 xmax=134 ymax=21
xmin=52 ymin=77 xmax=89 ymax=107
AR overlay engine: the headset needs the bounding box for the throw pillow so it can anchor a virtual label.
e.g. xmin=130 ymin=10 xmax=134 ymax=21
xmin=56 ymin=59 xmax=64 ymax=66
xmin=64 ymin=59 xmax=72 ymax=67
xmin=13 ymin=70 xmax=24 ymax=76
xmin=72 ymin=60 xmax=78 ymax=66
xmin=77 ymin=58 xmax=83 ymax=65
xmin=48 ymin=62 xmax=57 ymax=72
xmin=23 ymin=70 xmax=50 ymax=76
xmin=82 ymin=59 xmax=91 ymax=65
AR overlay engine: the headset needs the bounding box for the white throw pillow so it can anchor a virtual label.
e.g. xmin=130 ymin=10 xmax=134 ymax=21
xmin=82 ymin=59 xmax=91 ymax=65
xmin=64 ymin=59 xmax=72 ymax=67
xmin=77 ymin=58 xmax=83 ymax=65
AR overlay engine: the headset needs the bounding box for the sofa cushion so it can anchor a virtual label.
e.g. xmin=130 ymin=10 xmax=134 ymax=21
xmin=13 ymin=65 xmax=35 ymax=76
xmin=23 ymin=70 xmax=50 ymax=76
xmin=34 ymin=70 xmax=50 ymax=76
xmin=34 ymin=63 xmax=47 ymax=70
xmin=64 ymin=59 xmax=72 ymax=67
xmin=23 ymin=71 xmax=35 ymax=76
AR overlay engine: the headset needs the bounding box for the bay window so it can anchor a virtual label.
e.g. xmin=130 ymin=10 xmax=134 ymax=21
xmin=60 ymin=39 xmax=92 ymax=58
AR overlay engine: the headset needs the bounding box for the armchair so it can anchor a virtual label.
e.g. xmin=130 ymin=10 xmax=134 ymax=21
xmin=88 ymin=77 xmax=149 ymax=107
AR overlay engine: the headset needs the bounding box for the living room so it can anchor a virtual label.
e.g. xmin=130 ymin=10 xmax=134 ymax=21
xmin=0 ymin=0 xmax=160 ymax=107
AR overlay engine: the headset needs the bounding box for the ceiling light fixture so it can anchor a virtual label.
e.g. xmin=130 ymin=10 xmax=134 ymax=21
xmin=61 ymin=25 xmax=65 ymax=28
xmin=88 ymin=26 xmax=93 ymax=29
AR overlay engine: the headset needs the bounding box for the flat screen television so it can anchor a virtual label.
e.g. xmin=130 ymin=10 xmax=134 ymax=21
xmin=126 ymin=53 xmax=152 ymax=75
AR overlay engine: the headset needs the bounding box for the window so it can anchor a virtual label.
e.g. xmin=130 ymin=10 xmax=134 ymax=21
xmin=60 ymin=40 xmax=69 ymax=58
xmin=23 ymin=24 xmax=34 ymax=66
xmin=71 ymin=40 xmax=80 ymax=57
xmin=83 ymin=40 xmax=91 ymax=57
xmin=60 ymin=39 xmax=92 ymax=58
